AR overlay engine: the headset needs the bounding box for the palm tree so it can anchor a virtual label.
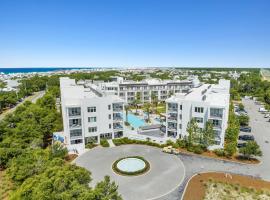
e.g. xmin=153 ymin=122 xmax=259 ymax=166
xmin=124 ymin=104 xmax=129 ymax=123
xmin=144 ymin=102 xmax=151 ymax=122
xmin=151 ymin=92 xmax=158 ymax=113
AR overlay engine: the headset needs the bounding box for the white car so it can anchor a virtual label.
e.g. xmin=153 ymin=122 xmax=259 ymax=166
xmin=259 ymin=107 xmax=266 ymax=112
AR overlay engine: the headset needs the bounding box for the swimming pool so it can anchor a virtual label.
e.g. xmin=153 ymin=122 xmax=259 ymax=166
xmin=125 ymin=113 xmax=146 ymax=128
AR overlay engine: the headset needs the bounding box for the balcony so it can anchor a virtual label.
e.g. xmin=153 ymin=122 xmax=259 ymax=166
xmin=113 ymin=123 xmax=123 ymax=130
xmin=210 ymin=108 xmax=223 ymax=119
xmin=113 ymin=104 xmax=123 ymax=112
xmin=168 ymin=107 xmax=178 ymax=112
xmin=113 ymin=115 xmax=123 ymax=122
xmin=210 ymin=113 xmax=223 ymax=119
xmin=167 ymin=126 xmax=177 ymax=131
xmin=167 ymin=115 xmax=177 ymax=122
xmin=69 ymin=123 xmax=82 ymax=129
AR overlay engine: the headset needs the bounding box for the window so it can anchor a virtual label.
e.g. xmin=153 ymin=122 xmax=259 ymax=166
xmin=88 ymin=107 xmax=96 ymax=113
xmin=179 ymin=105 xmax=182 ymax=110
xmin=69 ymin=118 xmax=81 ymax=127
xmin=179 ymin=114 xmax=182 ymax=120
xmin=88 ymin=127 xmax=97 ymax=132
xmin=195 ymin=117 xmax=203 ymax=123
xmin=108 ymin=114 xmax=111 ymax=119
xmin=212 ymin=119 xmax=221 ymax=127
xmin=68 ymin=107 xmax=81 ymax=116
xmin=71 ymin=139 xmax=83 ymax=144
xmin=108 ymin=105 xmax=111 ymax=110
xmin=179 ymin=124 xmax=182 ymax=129
xmin=109 ymin=124 xmax=111 ymax=129
xmin=195 ymin=107 xmax=204 ymax=113
xmin=70 ymin=129 xmax=82 ymax=137
xmin=88 ymin=117 xmax=96 ymax=123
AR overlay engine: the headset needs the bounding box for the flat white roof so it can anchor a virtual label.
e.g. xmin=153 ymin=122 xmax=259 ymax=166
xmin=166 ymin=79 xmax=230 ymax=107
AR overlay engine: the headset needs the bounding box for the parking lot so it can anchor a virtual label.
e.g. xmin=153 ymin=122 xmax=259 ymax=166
xmin=242 ymin=98 xmax=270 ymax=179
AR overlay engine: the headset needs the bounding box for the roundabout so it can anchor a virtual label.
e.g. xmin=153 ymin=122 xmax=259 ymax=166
xmin=75 ymin=145 xmax=185 ymax=200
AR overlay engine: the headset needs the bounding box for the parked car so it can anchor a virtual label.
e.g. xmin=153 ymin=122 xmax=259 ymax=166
xmin=240 ymin=126 xmax=251 ymax=132
xmin=239 ymin=135 xmax=255 ymax=141
xmin=237 ymin=141 xmax=247 ymax=148
xmin=264 ymin=113 xmax=270 ymax=118
xmin=259 ymin=107 xmax=267 ymax=112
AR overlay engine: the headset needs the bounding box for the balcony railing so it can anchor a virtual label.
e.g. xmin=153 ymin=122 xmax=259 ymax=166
xmin=113 ymin=107 xmax=123 ymax=112
xmin=69 ymin=124 xmax=82 ymax=129
xmin=167 ymin=126 xmax=177 ymax=130
xmin=210 ymin=113 xmax=223 ymax=118
xmin=113 ymin=124 xmax=123 ymax=130
xmin=168 ymin=116 xmax=177 ymax=121
xmin=168 ymin=108 xmax=178 ymax=112
xmin=113 ymin=116 xmax=123 ymax=121
xmin=213 ymin=124 xmax=222 ymax=129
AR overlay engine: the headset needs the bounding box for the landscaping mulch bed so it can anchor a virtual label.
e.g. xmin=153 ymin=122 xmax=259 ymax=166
xmin=65 ymin=154 xmax=78 ymax=162
xmin=183 ymin=172 xmax=270 ymax=200
xmin=178 ymin=148 xmax=260 ymax=164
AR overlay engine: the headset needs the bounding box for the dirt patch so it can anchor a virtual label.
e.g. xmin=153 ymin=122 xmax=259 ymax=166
xmin=65 ymin=154 xmax=78 ymax=162
xmin=183 ymin=172 xmax=270 ymax=200
xmin=178 ymin=148 xmax=260 ymax=164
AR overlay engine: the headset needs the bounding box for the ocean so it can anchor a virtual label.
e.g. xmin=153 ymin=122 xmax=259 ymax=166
xmin=0 ymin=68 xmax=94 ymax=74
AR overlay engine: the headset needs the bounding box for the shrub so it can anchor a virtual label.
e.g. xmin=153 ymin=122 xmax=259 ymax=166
xmin=225 ymin=142 xmax=237 ymax=157
xmin=214 ymin=148 xmax=225 ymax=157
xmin=124 ymin=121 xmax=130 ymax=126
xmin=100 ymin=139 xmax=109 ymax=147
xmin=193 ymin=146 xmax=204 ymax=154
xmin=85 ymin=142 xmax=97 ymax=149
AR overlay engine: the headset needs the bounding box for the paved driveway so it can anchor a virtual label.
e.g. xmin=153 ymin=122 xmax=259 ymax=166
xmin=75 ymin=145 xmax=185 ymax=200
xmin=75 ymin=99 xmax=270 ymax=200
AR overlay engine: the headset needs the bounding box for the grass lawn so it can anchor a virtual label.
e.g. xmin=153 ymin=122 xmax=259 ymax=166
xmin=0 ymin=170 xmax=13 ymax=200
xmin=183 ymin=172 xmax=270 ymax=200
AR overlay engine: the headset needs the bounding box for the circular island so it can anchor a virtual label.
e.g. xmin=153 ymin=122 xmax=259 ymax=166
xmin=112 ymin=156 xmax=150 ymax=176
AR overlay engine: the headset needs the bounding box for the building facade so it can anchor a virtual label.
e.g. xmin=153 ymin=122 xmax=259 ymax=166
xmin=88 ymin=76 xmax=200 ymax=103
xmin=60 ymin=77 xmax=124 ymax=152
xmin=166 ymin=80 xmax=230 ymax=149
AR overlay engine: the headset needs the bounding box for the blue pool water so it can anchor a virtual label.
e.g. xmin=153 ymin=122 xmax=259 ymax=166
xmin=125 ymin=113 xmax=146 ymax=128
xmin=117 ymin=158 xmax=146 ymax=172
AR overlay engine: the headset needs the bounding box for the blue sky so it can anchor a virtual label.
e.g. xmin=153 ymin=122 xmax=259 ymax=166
xmin=0 ymin=0 xmax=269 ymax=68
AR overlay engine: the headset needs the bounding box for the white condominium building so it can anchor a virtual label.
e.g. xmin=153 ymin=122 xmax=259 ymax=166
xmin=166 ymin=79 xmax=230 ymax=149
xmin=88 ymin=76 xmax=200 ymax=103
xmin=60 ymin=77 xmax=124 ymax=152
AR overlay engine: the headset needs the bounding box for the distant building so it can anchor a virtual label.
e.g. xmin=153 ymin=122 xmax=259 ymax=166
xmin=60 ymin=77 xmax=124 ymax=153
xmin=166 ymin=79 xmax=230 ymax=149
xmin=86 ymin=76 xmax=200 ymax=103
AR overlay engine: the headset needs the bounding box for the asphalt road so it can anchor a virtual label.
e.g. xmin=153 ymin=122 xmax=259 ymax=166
xmin=0 ymin=90 xmax=45 ymax=120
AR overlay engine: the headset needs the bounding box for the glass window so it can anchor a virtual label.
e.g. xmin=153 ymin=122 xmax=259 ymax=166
xmin=88 ymin=127 xmax=97 ymax=132
xmin=87 ymin=107 xmax=96 ymax=112
xmin=88 ymin=117 xmax=96 ymax=123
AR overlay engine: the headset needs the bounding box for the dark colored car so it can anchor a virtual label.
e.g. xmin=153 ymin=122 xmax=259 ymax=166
xmin=240 ymin=126 xmax=251 ymax=132
xmin=237 ymin=142 xmax=247 ymax=148
xmin=239 ymin=135 xmax=254 ymax=141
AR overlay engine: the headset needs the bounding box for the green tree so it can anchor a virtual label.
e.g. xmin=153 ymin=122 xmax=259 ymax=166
xmin=93 ymin=176 xmax=122 ymax=200
xmin=202 ymin=121 xmax=215 ymax=148
xmin=144 ymin=103 xmax=151 ymax=122
xmin=237 ymin=114 xmax=249 ymax=126
xmin=186 ymin=118 xmax=199 ymax=146
xmin=124 ymin=105 xmax=129 ymax=123
xmin=239 ymin=141 xmax=262 ymax=160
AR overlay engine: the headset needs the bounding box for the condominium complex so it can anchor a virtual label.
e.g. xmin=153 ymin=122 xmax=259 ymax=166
xmin=87 ymin=76 xmax=200 ymax=103
xmin=166 ymin=79 xmax=230 ymax=149
xmin=60 ymin=77 xmax=124 ymax=152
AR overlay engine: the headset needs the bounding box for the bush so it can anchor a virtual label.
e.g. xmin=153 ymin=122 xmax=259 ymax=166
xmin=214 ymin=149 xmax=225 ymax=157
xmin=225 ymin=142 xmax=237 ymax=157
xmin=85 ymin=142 xmax=97 ymax=149
xmin=124 ymin=121 xmax=130 ymax=126
xmin=193 ymin=146 xmax=204 ymax=154
xmin=100 ymin=139 xmax=109 ymax=147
